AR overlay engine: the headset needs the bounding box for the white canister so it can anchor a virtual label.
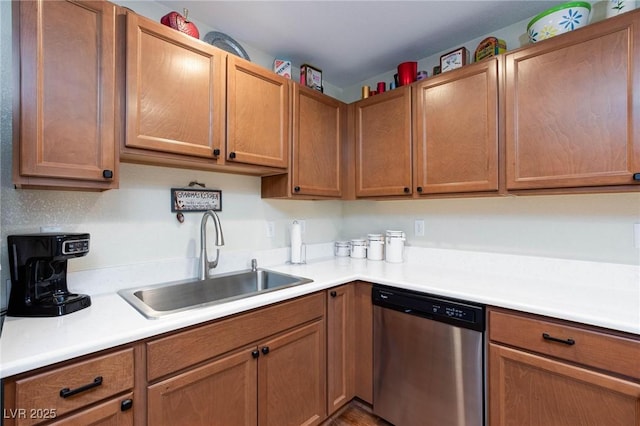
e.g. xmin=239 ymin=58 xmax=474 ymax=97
xmin=367 ymin=233 xmax=384 ymax=261
xmin=385 ymin=230 xmax=405 ymax=263
xmin=350 ymin=239 xmax=367 ymax=259
xmin=335 ymin=241 xmax=351 ymax=257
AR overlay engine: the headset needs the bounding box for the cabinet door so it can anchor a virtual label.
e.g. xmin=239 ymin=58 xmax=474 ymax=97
xmin=489 ymin=343 xmax=640 ymax=426
xmin=147 ymin=347 xmax=257 ymax=426
xmin=353 ymin=282 xmax=373 ymax=404
xmin=10 ymin=349 xmax=134 ymax=426
xmin=227 ymin=56 xmax=289 ymax=168
xmin=258 ymin=320 xmax=326 ymax=426
xmin=414 ymin=59 xmax=499 ymax=194
xmin=505 ymin=13 xmax=640 ymax=190
xmin=125 ymin=13 xmax=225 ymax=160
xmin=292 ymin=85 xmax=345 ymax=197
xmin=49 ymin=393 xmax=134 ymax=426
xmin=14 ymin=0 xmax=117 ymax=190
xmin=327 ymin=286 xmax=355 ymax=413
xmin=355 ymin=86 xmax=413 ymax=197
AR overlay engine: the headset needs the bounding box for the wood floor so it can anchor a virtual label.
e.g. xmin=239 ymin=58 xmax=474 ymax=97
xmin=321 ymin=401 xmax=392 ymax=426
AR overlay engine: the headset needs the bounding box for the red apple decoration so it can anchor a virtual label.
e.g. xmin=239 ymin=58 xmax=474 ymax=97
xmin=160 ymin=8 xmax=200 ymax=39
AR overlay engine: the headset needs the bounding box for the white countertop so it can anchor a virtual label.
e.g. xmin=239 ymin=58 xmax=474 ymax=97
xmin=1 ymin=247 xmax=639 ymax=378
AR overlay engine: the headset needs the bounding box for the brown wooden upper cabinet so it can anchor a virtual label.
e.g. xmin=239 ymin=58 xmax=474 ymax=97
xmin=13 ymin=0 xmax=119 ymax=190
xmin=262 ymin=85 xmax=345 ymax=198
xmin=123 ymin=12 xmax=225 ymax=165
xmin=355 ymin=86 xmax=413 ymax=197
xmin=414 ymin=58 xmax=499 ymax=195
xmin=227 ymin=56 xmax=289 ymax=169
xmin=505 ymin=11 xmax=640 ymax=191
xmin=291 ymin=85 xmax=344 ymax=197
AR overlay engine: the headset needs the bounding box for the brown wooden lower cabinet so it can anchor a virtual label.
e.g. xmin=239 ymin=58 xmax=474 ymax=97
xmin=48 ymin=393 xmax=134 ymax=426
xmin=489 ymin=344 xmax=640 ymax=426
xmin=147 ymin=347 xmax=257 ymax=426
xmin=145 ymin=293 xmax=326 ymax=426
xmin=3 ymin=284 xmax=374 ymax=426
xmin=352 ymin=282 xmax=373 ymax=404
xmin=326 ymin=281 xmax=374 ymax=414
xmin=148 ymin=319 xmax=326 ymax=426
xmin=259 ymin=320 xmax=326 ymax=426
xmin=488 ymin=307 xmax=640 ymax=426
xmin=327 ymin=284 xmax=355 ymax=413
xmin=2 ymin=348 xmax=135 ymax=426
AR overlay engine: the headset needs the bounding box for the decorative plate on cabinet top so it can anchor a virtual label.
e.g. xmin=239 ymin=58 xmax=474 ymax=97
xmin=204 ymin=31 xmax=251 ymax=61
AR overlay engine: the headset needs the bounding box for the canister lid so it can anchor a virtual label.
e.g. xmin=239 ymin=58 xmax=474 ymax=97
xmin=386 ymin=230 xmax=405 ymax=238
xmin=351 ymin=239 xmax=367 ymax=246
xmin=335 ymin=240 xmax=350 ymax=247
xmin=367 ymin=233 xmax=384 ymax=240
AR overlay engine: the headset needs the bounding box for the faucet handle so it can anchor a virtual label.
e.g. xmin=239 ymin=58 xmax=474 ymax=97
xmin=251 ymin=258 xmax=258 ymax=272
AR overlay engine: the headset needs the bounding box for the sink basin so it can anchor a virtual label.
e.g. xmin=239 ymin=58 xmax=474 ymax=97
xmin=118 ymin=269 xmax=313 ymax=319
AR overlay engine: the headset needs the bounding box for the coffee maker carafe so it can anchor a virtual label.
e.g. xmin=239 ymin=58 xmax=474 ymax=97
xmin=7 ymin=233 xmax=91 ymax=317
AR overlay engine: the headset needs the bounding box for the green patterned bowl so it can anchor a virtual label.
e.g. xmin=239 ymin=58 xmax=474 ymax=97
xmin=527 ymin=2 xmax=591 ymax=43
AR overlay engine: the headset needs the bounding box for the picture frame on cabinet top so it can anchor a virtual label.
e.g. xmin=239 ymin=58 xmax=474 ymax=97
xmin=440 ymin=47 xmax=469 ymax=72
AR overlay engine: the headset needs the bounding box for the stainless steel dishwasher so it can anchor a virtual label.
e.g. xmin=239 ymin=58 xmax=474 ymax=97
xmin=373 ymin=285 xmax=485 ymax=426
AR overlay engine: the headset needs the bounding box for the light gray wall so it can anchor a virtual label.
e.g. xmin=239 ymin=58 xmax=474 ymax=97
xmin=1 ymin=0 xmax=638 ymax=320
xmin=342 ymin=1 xmax=609 ymax=102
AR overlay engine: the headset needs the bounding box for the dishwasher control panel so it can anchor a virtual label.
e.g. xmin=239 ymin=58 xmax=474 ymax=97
xmin=372 ymin=286 xmax=485 ymax=332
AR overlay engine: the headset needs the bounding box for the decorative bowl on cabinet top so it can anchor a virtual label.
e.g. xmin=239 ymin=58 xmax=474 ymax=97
xmin=527 ymin=1 xmax=591 ymax=43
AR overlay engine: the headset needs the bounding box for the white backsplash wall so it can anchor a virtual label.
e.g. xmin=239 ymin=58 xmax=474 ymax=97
xmin=1 ymin=163 xmax=344 ymax=278
xmin=342 ymin=193 xmax=640 ymax=265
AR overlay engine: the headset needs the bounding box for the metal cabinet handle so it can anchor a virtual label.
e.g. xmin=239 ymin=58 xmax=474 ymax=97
xmin=261 ymin=346 xmax=270 ymax=355
xmin=213 ymin=149 xmax=221 ymax=156
xmin=633 ymin=173 xmax=640 ymax=181
xmin=330 ymin=290 xmax=337 ymax=297
xmin=229 ymin=152 xmax=236 ymax=159
xmin=294 ymin=186 xmax=301 ymax=192
xmin=417 ymin=186 xmax=423 ymax=193
xmin=60 ymin=376 xmax=103 ymax=398
xmin=542 ymin=332 xmax=575 ymax=346
xmin=120 ymin=399 xmax=133 ymax=412
xmin=251 ymin=350 xmax=260 ymax=359
xmin=403 ymin=187 xmax=410 ymax=193
xmin=102 ymin=170 xmax=113 ymax=179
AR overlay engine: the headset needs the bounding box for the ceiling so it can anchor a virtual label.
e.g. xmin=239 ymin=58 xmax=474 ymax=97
xmin=157 ymin=1 xmax=566 ymax=88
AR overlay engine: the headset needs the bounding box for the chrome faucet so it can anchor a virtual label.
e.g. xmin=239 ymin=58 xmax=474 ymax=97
xmin=199 ymin=210 xmax=225 ymax=280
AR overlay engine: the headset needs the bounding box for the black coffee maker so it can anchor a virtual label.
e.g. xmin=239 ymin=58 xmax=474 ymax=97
xmin=7 ymin=233 xmax=92 ymax=317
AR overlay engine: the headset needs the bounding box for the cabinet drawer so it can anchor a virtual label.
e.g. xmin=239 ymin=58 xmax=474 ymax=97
xmin=147 ymin=292 xmax=325 ymax=381
xmin=11 ymin=348 xmax=134 ymax=426
xmin=489 ymin=309 xmax=640 ymax=380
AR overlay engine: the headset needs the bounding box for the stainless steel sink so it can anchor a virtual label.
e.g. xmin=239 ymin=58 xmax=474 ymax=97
xmin=118 ymin=269 xmax=313 ymax=319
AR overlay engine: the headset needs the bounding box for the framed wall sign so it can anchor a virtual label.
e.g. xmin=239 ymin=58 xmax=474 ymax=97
xmin=171 ymin=188 xmax=222 ymax=212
